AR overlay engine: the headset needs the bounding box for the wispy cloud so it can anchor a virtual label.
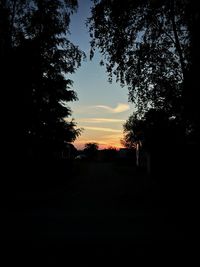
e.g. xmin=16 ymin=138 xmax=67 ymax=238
xmin=91 ymin=103 xmax=130 ymax=113
xmin=83 ymin=126 xmax=122 ymax=133
xmin=78 ymin=118 xmax=125 ymax=123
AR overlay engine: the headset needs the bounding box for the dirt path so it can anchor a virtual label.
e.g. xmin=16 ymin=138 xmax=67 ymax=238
xmin=3 ymin=161 xmax=186 ymax=264
xmin=21 ymin=162 xmax=182 ymax=243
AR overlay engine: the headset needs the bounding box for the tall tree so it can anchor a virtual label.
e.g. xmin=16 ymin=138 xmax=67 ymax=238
xmin=88 ymin=0 xmax=199 ymax=139
xmin=122 ymin=108 xmax=183 ymax=150
xmin=1 ymin=0 xmax=84 ymax=159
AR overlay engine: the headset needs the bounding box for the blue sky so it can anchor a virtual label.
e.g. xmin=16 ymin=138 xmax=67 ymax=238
xmin=68 ymin=0 xmax=134 ymax=149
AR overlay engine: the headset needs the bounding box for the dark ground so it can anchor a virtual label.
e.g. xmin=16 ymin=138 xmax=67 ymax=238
xmin=1 ymin=159 xmax=197 ymax=264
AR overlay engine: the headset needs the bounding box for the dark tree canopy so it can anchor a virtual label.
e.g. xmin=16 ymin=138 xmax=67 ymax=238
xmin=84 ymin=142 xmax=99 ymax=159
xmin=122 ymin=108 xmax=184 ymax=151
xmin=1 ymin=0 xmax=85 ymax=159
xmin=88 ymin=0 xmax=200 ymax=139
xmin=121 ymin=113 xmax=145 ymax=149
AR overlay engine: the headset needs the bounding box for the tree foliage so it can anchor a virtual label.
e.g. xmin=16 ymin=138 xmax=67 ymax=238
xmin=121 ymin=114 xmax=145 ymax=149
xmin=122 ymin=108 xmax=184 ymax=150
xmin=88 ymin=0 xmax=197 ymax=117
xmin=84 ymin=142 xmax=99 ymax=159
xmin=1 ymin=0 xmax=85 ymax=159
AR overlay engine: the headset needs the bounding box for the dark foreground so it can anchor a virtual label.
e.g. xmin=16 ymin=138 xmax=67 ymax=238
xmin=1 ymin=159 xmax=198 ymax=264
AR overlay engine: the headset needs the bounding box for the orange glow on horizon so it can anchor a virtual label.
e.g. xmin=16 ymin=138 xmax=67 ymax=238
xmin=69 ymin=111 xmax=132 ymax=151
xmin=73 ymin=140 xmax=124 ymax=150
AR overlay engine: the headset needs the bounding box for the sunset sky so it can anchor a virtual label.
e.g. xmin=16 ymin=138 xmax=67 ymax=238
xmin=68 ymin=0 xmax=134 ymax=150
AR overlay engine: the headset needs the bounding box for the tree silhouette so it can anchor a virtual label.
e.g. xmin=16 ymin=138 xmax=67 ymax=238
xmin=88 ymin=0 xmax=199 ymax=141
xmin=1 ymin=0 xmax=85 ymax=160
xmin=121 ymin=108 xmax=185 ymax=176
xmin=121 ymin=114 xmax=145 ymax=150
xmin=122 ymin=108 xmax=184 ymax=150
xmin=84 ymin=142 xmax=99 ymax=160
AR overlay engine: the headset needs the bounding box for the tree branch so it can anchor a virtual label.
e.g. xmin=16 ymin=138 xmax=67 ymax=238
xmin=170 ymin=0 xmax=186 ymax=79
xmin=10 ymin=0 xmax=17 ymax=47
